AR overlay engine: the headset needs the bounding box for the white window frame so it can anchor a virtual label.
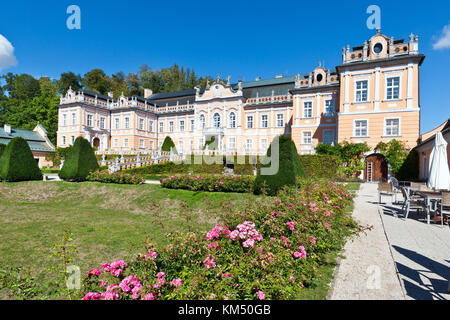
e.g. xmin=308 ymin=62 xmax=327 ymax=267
xmin=114 ymin=138 xmax=119 ymax=148
xmin=70 ymin=136 xmax=75 ymax=145
xmin=190 ymin=119 xmax=195 ymax=131
xmin=71 ymin=112 xmax=76 ymax=125
xmin=124 ymin=138 xmax=129 ymax=148
xmin=228 ymin=137 xmax=236 ymax=150
xmin=62 ymin=113 xmax=67 ymax=126
xmin=115 ymin=118 xmax=120 ymax=129
xmin=303 ymin=102 xmax=313 ymax=118
xmin=139 ymin=139 xmax=145 ymax=149
xmin=139 ymin=118 xmax=144 ymax=130
xmin=384 ymin=117 xmax=401 ymax=137
xmin=245 ymin=139 xmax=253 ymax=150
xmin=246 ymin=115 xmax=254 ymax=129
xmin=180 ymin=120 xmax=185 ymax=132
xmin=276 ymin=113 xmax=284 ymax=127
xmin=87 ymin=114 xmax=93 ymax=127
xmin=199 ymin=114 xmax=206 ymax=129
xmin=229 ymin=112 xmax=236 ymax=128
xmin=62 ymin=136 xmax=66 ymax=146
xmin=261 ymin=138 xmax=268 ymax=151
xmin=385 ymin=75 xmax=402 ymax=101
xmin=100 ymin=117 xmax=105 ymax=129
xmin=159 ymin=121 xmax=164 ymax=133
xmin=353 ymin=119 xmax=369 ymax=137
xmin=324 ymin=100 xmax=335 ymax=116
xmin=124 ymin=117 xmax=130 ymax=129
xmin=178 ymin=141 xmax=184 ymax=153
xmin=261 ymin=114 xmax=268 ymax=128
xmin=213 ymin=113 xmax=221 ymax=128
xmin=149 ymin=120 xmax=154 ymax=132
xmin=354 ymin=79 xmax=369 ymax=103
xmin=302 ymin=131 xmax=312 ymax=145
xmin=169 ymin=121 xmax=174 ymax=132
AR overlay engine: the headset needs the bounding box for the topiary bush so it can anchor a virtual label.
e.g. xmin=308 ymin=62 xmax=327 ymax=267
xmin=161 ymin=136 xmax=177 ymax=153
xmin=0 ymin=143 xmax=6 ymax=158
xmin=253 ymin=135 xmax=306 ymax=195
xmin=59 ymin=137 xmax=99 ymax=182
xmin=0 ymin=137 xmax=42 ymax=182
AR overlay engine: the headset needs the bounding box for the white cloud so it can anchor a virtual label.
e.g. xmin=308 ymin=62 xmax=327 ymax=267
xmin=433 ymin=22 xmax=450 ymax=50
xmin=0 ymin=34 xmax=18 ymax=71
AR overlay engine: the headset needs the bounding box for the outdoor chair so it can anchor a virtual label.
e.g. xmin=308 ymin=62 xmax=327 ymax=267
xmin=378 ymin=182 xmax=395 ymax=203
xmin=400 ymin=187 xmax=427 ymax=220
xmin=437 ymin=192 xmax=450 ymax=227
xmin=390 ymin=177 xmax=402 ymax=203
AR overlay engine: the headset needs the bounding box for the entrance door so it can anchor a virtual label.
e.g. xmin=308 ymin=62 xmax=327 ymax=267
xmin=364 ymin=154 xmax=388 ymax=182
xmin=93 ymin=138 xmax=100 ymax=149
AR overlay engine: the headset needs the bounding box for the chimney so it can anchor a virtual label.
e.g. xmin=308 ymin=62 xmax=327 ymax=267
xmin=4 ymin=124 xmax=11 ymax=134
xmin=144 ymin=88 xmax=153 ymax=99
xmin=107 ymin=91 xmax=114 ymax=98
xmin=255 ymin=77 xmax=261 ymax=81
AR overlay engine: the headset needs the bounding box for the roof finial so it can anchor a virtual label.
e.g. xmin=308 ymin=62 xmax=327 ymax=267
xmin=376 ymin=28 xmax=381 ymax=34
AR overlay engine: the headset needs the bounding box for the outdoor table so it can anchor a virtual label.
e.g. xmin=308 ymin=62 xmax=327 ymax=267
xmin=414 ymin=191 xmax=442 ymax=224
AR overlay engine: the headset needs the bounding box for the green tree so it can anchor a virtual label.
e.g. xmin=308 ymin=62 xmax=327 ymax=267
xmin=254 ymin=135 xmax=306 ymax=195
xmin=0 ymin=137 xmax=43 ymax=182
xmin=81 ymin=69 xmax=112 ymax=95
xmin=57 ymin=72 xmax=82 ymax=95
xmin=59 ymin=137 xmax=99 ymax=181
xmin=161 ymin=136 xmax=177 ymax=153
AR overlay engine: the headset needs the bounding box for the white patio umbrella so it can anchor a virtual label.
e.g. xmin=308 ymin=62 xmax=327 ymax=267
xmin=427 ymin=131 xmax=450 ymax=190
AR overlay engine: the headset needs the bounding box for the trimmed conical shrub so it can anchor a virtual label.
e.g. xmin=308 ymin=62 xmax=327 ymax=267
xmin=0 ymin=143 xmax=6 ymax=158
xmin=59 ymin=137 xmax=99 ymax=181
xmin=0 ymin=137 xmax=42 ymax=182
xmin=161 ymin=136 xmax=177 ymax=153
xmin=254 ymin=135 xmax=306 ymax=195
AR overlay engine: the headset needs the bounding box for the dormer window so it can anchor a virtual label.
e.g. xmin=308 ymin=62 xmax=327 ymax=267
xmin=316 ymin=73 xmax=323 ymax=82
xmin=372 ymin=42 xmax=384 ymax=56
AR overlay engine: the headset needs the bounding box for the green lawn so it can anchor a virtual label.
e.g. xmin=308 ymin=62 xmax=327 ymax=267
xmin=0 ymin=181 xmax=258 ymax=298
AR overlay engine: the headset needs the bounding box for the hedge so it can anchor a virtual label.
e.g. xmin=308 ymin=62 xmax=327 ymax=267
xmin=0 ymin=137 xmax=43 ymax=182
xmin=254 ymin=135 xmax=306 ymax=195
xmin=299 ymin=155 xmax=340 ymax=179
xmin=161 ymin=175 xmax=255 ymax=193
xmin=59 ymin=137 xmax=99 ymax=181
xmin=0 ymin=143 xmax=6 ymax=158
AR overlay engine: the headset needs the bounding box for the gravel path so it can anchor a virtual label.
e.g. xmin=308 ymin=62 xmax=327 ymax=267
xmin=328 ymin=183 xmax=404 ymax=300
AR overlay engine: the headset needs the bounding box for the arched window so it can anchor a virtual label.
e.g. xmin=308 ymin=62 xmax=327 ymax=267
xmin=229 ymin=112 xmax=236 ymax=128
xmin=213 ymin=113 xmax=221 ymax=128
xmin=199 ymin=114 xmax=206 ymax=129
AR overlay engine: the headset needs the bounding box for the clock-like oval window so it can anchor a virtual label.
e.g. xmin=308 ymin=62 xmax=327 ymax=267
xmin=316 ymin=73 xmax=323 ymax=82
xmin=373 ymin=43 xmax=383 ymax=54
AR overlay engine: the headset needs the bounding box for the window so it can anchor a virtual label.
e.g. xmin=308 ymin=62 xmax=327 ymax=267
xmin=385 ymin=118 xmax=400 ymax=136
xmin=245 ymin=139 xmax=253 ymax=150
xmin=100 ymin=117 xmax=105 ymax=129
xmin=213 ymin=113 xmax=221 ymax=128
xmin=247 ymin=115 xmax=253 ymax=129
xmin=70 ymin=136 xmax=75 ymax=145
xmin=229 ymin=112 xmax=236 ymax=128
xmin=180 ymin=120 xmax=185 ymax=132
xmin=150 ymin=141 xmax=154 ymax=150
xmin=115 ymin=118 xmax=120 ymax=129
xmin=323 ymin=130 xmax=335 ymax=145
xmin=178 ymin=141 xmax=184 ymax=153
xmin=62 ymin=114 xmax=67 ymax=126
xmin=325 ymin=100 xmax=335 ymax=116
xmin=169 ymin=121 xmax=174 ymax=132
xmin=198 ymin=138 xmax=204 ymax=149
xmin=354 ymin=120 xmax=368 ymax=137
xmin=124 ymin=117 xmax=130 ymax=129
xmin=190 ymin=140 xmax=193 ymax=151
xmin=303 ymin=131 xmax=312 ymax=144
xmin=149 ymin=120 xmax=154 ymax=132
xmin=71 ymin=112 xmax=76 ymax=125
xmin=139 ymin=118 xmax=144 ymax=130
xmin=140 ymin=139 xmax=145 ymax=148
xmin=62 ymin=136 xmax=66 ymax=145
xmin=87 ymin=114 xmax=93 ymax=127
xmin=124 ymin=138 xmax=129 ymax=148
xmin=261 ymin=114 xmax=268 ymax=128
xmin=261 ymin=138 xmax=268 ymax=151
xmin=159 ymin=122 xmax=164 ymax=133
xmin=277 ymin=114 xmax=284 ymax=127
xmin=199 ymin=115 xmax=206 ymax=129
xmin=303 ymin=102 xmax=313 ymax=118
xmin=228 ymin=137 xmax=236 ymax=150
xmin=114 ymin=139 xmax=119 ymax=148
xmin=386 ymin=77 xmax=400 ymax=100
xmin=190 ymin=119 xmax=195 ymax=131
xmin=355 ymin=80 xmax=368 ymax=102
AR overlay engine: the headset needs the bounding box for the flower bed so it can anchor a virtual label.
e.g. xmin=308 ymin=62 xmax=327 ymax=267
xmin=81 ymin=180 xmax=357 ymax=300
xmin=86 ymin=171 xmax=145 ymax=185
xmin=160 ymin=175 xmax=255 ymax=193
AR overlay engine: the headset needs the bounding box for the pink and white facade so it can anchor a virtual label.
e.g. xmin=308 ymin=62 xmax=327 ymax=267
xmin=57 ymin=30 xmax=425 ymax=157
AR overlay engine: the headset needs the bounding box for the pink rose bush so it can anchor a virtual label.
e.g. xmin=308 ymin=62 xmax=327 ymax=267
xmin=81 ymin=180 xmax=356 ymax=300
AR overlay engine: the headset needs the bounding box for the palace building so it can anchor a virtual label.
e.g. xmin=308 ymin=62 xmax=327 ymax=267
xmin=57 ymin=30 xmax=425 ymax=180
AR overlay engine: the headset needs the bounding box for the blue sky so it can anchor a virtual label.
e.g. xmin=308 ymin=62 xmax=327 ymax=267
xmin=0 ymin=0 xmax=449 ymax=133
